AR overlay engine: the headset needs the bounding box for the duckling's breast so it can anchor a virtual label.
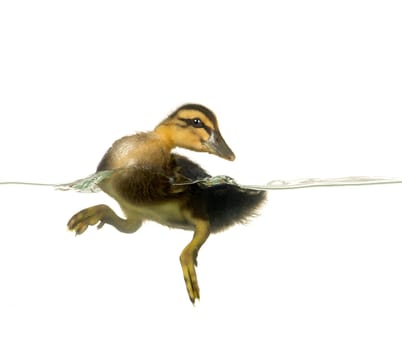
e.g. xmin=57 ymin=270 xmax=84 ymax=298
xmin=120 ymin=200 xmax=193 ymax=230
xmin=100 ymin=175 xmax=193 ymax=230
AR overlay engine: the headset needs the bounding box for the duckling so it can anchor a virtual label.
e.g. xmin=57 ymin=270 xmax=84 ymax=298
xmin=67 ymin=104 xmax=266 ymax=303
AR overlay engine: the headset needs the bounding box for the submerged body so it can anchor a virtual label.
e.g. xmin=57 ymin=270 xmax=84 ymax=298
xmin=68 ymin=104 xmax=266 ymax=303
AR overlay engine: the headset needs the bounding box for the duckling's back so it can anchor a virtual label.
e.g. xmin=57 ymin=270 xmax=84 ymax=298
xmin=97 ymin=132 xmax=171 ymax=171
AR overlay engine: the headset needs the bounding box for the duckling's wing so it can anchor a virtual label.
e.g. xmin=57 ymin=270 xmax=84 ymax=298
xmin=170 ymin=153 xmax=210 ymax=182
xmin=103 ymin=165 xmax=179 ymax=204
xmin=99 ymin=154 xmax=206 ymax=205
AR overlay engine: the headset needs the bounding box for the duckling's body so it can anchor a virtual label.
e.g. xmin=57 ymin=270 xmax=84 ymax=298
xmin=68 ymin=104 xmax=266 ymax=303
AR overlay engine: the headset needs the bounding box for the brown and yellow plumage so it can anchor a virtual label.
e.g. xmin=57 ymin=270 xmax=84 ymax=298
xmin=67 ymin=104 xmax=266 ymax=303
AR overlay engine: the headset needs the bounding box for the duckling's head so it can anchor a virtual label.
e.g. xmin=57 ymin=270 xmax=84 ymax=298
xmin=155 ymin=104 xmax=235 ymax=161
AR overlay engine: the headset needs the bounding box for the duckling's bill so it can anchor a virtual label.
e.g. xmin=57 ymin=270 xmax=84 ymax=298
xmin=204 ymin=130 xmax=235 ymax=161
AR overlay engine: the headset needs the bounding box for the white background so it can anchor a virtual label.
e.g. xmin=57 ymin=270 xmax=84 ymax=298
xmin=1 ymin=1 xmax=402 ymax=349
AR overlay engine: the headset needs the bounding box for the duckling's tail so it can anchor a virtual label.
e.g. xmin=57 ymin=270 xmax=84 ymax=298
xmin=204 ymin=184 xmax=267 ymax=233
xmin=172 ymin=153 xmax=267 ymax=233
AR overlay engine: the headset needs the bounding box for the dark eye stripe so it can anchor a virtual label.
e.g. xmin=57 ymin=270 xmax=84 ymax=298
xmin=174 ymin=104 xmax=218 ymax=129
xmin=203 ymin=124 xmax=212 ymax=135
xmin=178 ymin=118 xmax=212 ymax=135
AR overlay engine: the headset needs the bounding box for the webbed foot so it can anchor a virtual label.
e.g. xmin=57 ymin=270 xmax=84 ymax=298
xmin=67 ymin=204 xmax=110 ymax=235
xmin=180 ymin=251 xmax=200 ymax=304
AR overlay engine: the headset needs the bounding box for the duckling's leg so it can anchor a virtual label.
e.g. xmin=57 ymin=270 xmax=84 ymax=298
xmin=67 ymin=204 xmax=142 ymax=235
xmin=180 ymin=214 xmax=210 ymax=304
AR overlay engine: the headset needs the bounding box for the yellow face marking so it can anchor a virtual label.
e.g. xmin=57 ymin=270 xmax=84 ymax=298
xmin=175 ymin=109 xmax=216 ymax=131
xmin=172 ymin=128 xmax=209 ymax=152
xmin=155 ymin=109 xmax=215 ymax=152
xmin=154 ymin=105 xmax=233 ymax=157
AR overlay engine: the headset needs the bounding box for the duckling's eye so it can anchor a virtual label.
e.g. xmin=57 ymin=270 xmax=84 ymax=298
xmin=192 ymin=118 xmax=204 ymax=128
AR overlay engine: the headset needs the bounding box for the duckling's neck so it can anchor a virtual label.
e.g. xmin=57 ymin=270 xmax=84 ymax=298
xmin=153 ymin=124 xmax=175 ymax=151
